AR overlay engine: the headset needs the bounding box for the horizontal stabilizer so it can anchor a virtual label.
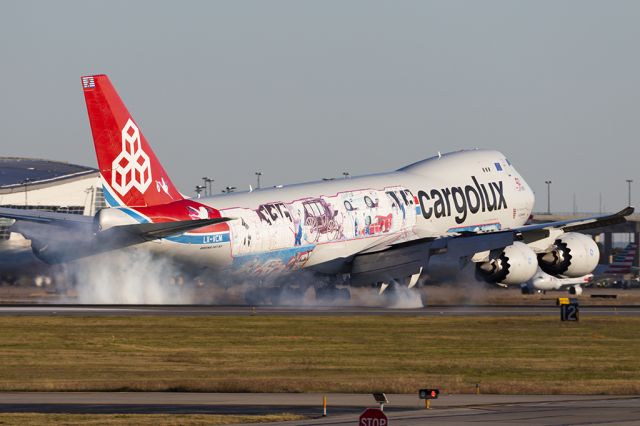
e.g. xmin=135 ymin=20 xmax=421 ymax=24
xmin=107 ymin=217 xmax=233 ymax=241
xmin=0 ymin=207 xmax=233 ymax=263
xmin=0 ymin=208 xmax=94 ymax=225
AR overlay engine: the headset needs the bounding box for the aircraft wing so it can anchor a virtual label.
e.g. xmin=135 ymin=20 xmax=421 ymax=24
xmin=347 ymin=207 xmax=634 ymax=283
xmin=348 ymin=231 xmax=515 ymax=285
xmin=514 ymin=207 xmax=633 ymax=236
xmin=0 ymin=207 xmax=233 ymax=263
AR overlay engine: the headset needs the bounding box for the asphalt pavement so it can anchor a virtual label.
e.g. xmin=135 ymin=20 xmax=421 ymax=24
xmin=0 ymin=392 xmax=637 ymax=425
xmin=0 ymin=304 xmax=638 ymax=316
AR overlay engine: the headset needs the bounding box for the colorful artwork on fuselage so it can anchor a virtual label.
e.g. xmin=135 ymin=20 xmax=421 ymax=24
xmin=223 ymin=186 xmax=418 ymax=273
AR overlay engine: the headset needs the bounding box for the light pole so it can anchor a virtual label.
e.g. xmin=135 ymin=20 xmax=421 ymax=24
xmin=194 ymin=185 xmax=205 ymax=198
xmin=202 ymin=177 xmax=214 ymax=196
xmin=626 ymin=179 xmax=633 ymax=206
xmin=545 ymin=180 xmax=552 ymax=214
xmin=255 ymin=172 xmax=262 ymax=189
xmin=343 ymin=172 xmax=350 ymax=179
xmin=599 ymin=192 xmax=603 ymax=215
xmin=222 ymin=186 xmax=237 ymax=194
xmin=22 ymin=178 xmax=31 ymax=206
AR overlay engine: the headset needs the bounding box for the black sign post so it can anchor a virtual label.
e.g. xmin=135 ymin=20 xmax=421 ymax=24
xmin=558 ymin=297 xmax=579 ymax=321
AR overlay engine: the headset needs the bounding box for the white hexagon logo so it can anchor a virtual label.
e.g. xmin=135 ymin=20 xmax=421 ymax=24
xmin=111 ymin=119 xmax=152 ymax=196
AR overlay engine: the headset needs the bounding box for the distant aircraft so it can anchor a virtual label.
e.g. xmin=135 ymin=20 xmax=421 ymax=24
xmin=521 ymin=267 xmax=592 ymax=295
xmin=0 ymin=74 xmax=634 ymax=303
xmin=598 ymin=243 xmax=638 ymax=275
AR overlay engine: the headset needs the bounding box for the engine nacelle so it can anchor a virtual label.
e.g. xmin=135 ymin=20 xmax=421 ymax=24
xmin=476 ymin=242 xmax=538 ymax=285
xmin=538 ymin=233 xmax=599 ymax=278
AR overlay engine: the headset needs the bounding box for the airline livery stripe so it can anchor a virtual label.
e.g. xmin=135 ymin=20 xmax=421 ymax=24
xmin=102 ymin=185 xmax=230 ymax=245
xmin=102 ymin=185 xmax=121 ymax=207
xmin=166 ymin=233 xmax=230 ymax=244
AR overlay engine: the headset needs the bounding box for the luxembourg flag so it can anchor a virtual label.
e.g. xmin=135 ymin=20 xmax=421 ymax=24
xmin=82 ymin=76 xmax=95 ymax=88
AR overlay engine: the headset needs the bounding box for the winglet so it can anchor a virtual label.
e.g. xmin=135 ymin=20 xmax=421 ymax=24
xmin=620 ymin=206 xmax=635 ymax=216
xmin=562 ymin=206 xmax=634 ymax=233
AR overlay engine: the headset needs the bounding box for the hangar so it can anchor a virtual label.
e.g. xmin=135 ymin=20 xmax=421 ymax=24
xmin=0 ymin=157 xmax=104 ymax=239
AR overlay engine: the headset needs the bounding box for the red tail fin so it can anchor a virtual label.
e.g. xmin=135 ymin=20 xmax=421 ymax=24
xmin=82 ymin=74 xmax=182 ymax=207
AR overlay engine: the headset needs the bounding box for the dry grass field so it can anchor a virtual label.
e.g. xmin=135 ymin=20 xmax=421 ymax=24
xmin=0 ymin=315 xmax=638 ymax=394
xmin=0 ymin=413 xmax=305 ymax=425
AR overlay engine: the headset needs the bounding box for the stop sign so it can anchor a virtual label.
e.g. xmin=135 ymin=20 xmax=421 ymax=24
xmin=359 ymin=408 xmax=388 ymax=426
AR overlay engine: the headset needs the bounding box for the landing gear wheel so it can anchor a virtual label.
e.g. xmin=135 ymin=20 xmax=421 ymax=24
xmin=315 ymin=285 xmax=350 ymax=303
xmin=380 ymin=282 xmax=399 ymax=306
xmin=271 ymin=285 xmax=306 ymax=306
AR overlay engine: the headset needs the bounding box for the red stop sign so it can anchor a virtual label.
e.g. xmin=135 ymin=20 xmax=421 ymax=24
xmin=359 ymin=408 xmax=388 ymax=426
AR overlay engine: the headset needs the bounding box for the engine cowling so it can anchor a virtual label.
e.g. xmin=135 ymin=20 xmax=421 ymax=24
xmin=538 ymin=233 xmax=599 ymax=278
xmin=476 ymin=242 xmax=538 ymax=285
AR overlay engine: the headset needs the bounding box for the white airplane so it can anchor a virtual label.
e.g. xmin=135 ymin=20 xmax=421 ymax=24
xmin=521 ymin=267 xmax=592 ymax=295
xmin=0 ymin=74 xmax=633 ymax=302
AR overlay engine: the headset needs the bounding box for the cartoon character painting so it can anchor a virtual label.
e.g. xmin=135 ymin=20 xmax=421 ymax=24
xmin=222 ymin=186 xmax=419 ymax=277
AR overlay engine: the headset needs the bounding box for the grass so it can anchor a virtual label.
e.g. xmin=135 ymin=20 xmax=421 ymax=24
xmin=0 ymin=315 xmax=639 ymax=394
xmin=0 ymin=413 xmax=305 ymax=425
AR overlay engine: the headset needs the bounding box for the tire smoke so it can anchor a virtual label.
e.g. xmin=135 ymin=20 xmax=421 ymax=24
xmin=69 ymin=250 xmax=195 ymax=304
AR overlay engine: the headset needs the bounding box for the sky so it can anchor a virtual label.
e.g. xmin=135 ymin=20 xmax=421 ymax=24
xmin=1 ymin=1 xmax=638 ymax=212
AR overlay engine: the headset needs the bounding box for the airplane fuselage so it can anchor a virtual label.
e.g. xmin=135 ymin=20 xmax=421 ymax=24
xmin=101 ymin=149 xmax=535 ymax=280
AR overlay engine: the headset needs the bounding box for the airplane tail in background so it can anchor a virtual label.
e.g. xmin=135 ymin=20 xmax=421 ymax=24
xmin=81 ymin=74 xmax=182 ymax=207
xmin=604 ymin=243 xmax=637 ymax=275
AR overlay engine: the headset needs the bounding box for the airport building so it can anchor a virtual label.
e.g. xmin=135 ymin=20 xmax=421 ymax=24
xmin=0 ymin=157 xmax=105 ymax=239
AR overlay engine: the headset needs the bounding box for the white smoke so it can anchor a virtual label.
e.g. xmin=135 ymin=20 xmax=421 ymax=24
xmin=62 ymin=246 xmax=494 ymax=307
xmin=61 ymin=248 xmax=490 ymax=308
xmin=198 ymin=272 xmax=426 ymax=309
xmin=387 ymin=285 xmax=424 ymax=309
xmin=69 ymin=250 xmax=195 ymax=304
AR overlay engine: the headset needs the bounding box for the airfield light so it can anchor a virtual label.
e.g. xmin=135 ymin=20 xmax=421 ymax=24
xmin=418 ymin=389 xmax=439 ymax=410
xmin=322 ymin=395 xmax=327 ymax=417
xmin=372 ymin=393 xmax=389 ymax=412
xmin=419 ymin=389 xmax=440 ymax=400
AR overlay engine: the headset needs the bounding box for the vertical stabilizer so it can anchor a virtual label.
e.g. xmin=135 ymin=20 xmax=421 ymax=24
xmin=81 ymin=74 xmax=182 ymax=207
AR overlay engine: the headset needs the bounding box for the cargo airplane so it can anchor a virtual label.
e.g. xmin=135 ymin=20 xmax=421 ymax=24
xmin=0 ymin=75 xmax=633 ymax=302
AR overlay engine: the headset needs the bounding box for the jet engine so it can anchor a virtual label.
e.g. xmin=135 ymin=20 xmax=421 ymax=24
xmin=538 ymin=233 xmax=599 ymax=278
xmin=475 ymin=242 xmax=538 ymax=285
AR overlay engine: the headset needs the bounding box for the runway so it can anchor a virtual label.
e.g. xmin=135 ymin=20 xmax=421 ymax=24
xmin=0 ymin=393 xmax=638 ymax=425
xmin=0 ymin=304 xmax=639 ymax=316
